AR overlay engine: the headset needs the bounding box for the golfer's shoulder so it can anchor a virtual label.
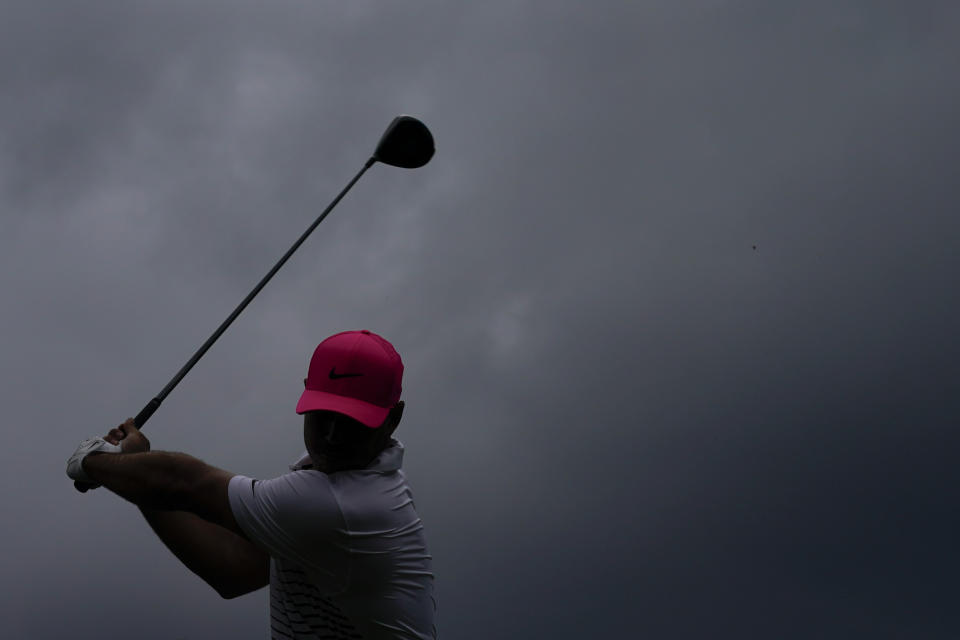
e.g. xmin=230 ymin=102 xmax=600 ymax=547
xmin=230 ymin=471 xmax=344 ymax=538
xmin=231 ymin=469 xmax=341 ymax=516
xmin=261 ymin=468 xmax=337 ymax=499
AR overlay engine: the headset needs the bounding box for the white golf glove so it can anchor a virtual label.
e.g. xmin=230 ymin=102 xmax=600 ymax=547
xmin=66 ymin=437 xmax=122 ymax=485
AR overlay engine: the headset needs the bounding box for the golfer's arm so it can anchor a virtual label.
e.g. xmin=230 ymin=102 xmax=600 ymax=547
xmin=85 ymin=450 xmax=234 ymax=515
xmin=139 ymin=508 xmax=269 ymax=599
xmin=83 ymin=451 xmax=269 ymax=598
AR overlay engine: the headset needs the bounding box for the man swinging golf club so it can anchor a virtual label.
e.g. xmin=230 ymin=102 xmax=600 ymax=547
xmin=67 ymin=330 xmax=437 ymax=640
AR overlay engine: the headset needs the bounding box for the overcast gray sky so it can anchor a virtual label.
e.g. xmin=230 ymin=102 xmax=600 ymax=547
xmin=2 ymin=1 xmax=959 ymax=638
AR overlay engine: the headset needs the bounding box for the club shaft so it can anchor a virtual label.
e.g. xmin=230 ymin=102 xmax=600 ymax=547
xmin=134 ymin=157 xmax=376 ymax=429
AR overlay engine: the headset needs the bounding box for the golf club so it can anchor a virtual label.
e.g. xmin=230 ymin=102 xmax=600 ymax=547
xmin=75 ymin=115 xmax=434 ymax=492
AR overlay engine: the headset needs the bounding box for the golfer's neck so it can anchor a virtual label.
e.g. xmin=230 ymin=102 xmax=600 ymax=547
xmin=310 ymin=449 xmax=381 ymax=473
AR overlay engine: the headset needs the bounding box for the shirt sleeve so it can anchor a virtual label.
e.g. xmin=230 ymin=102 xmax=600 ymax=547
xmin=228 ymin=471 xmax=350 ymax=592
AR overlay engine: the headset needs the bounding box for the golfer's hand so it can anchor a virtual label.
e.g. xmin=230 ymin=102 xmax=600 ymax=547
xmin=105 ymin=418 xmax=151 ymax=454
xmin=66 ymin=437 xmax=122 ymax=484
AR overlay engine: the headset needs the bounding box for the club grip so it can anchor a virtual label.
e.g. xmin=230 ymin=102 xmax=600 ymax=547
xmin=74 ymin=480 xmax=98 ymax=493
xmin=134 ymin=397 xmax=162 ymax=428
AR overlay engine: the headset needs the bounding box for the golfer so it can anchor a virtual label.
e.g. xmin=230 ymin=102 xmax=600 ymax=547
xmin=67 ymin=330 xmax=437 ymax=640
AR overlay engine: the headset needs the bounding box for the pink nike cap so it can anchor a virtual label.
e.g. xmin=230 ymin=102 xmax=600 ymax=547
xmin=296 ymin=330 xmax=404 ymax=428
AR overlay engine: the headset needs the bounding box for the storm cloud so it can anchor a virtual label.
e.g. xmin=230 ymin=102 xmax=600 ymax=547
xmin=2 ymin=1 xmax=958 ymax=638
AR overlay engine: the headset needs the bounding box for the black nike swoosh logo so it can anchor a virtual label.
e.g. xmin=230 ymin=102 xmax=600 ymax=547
xmin=329 ymin=367 xmax=364 ymax=380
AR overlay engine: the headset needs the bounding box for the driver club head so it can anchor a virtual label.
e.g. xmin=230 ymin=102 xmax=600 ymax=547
xmin=372 ymin=115 xmax=435 ymax=169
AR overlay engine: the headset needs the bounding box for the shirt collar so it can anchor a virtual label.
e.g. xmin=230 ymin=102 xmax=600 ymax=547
xmin=367 ymin=438 xmax=404 ymax=472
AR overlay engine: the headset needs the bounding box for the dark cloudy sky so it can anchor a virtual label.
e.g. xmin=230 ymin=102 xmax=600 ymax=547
xmin=2 ymin=1 xmax=958 ymax=638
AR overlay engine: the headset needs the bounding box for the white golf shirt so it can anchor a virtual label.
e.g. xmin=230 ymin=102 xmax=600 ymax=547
xmin=228 ymin=440 xmax=436 ymax=640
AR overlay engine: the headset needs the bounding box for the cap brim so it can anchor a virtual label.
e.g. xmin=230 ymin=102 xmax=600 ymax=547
xmin=296 ymin=389 xmax=391 ymax=428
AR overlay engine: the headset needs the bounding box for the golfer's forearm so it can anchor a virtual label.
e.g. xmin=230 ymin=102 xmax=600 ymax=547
xmin=140 ymin=509 xmax=220 ymax=575
xmin=83 ymin=451 xmax=205 ymax=510
xmin=139 ymin=508 xmax=269 ymax=597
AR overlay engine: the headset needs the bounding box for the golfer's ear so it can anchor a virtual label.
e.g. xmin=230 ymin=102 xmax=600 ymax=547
xmin=391 ymin=401 xmax=405 ymax=425
xmin=304 ymin=377 xmax=308 ymax=388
